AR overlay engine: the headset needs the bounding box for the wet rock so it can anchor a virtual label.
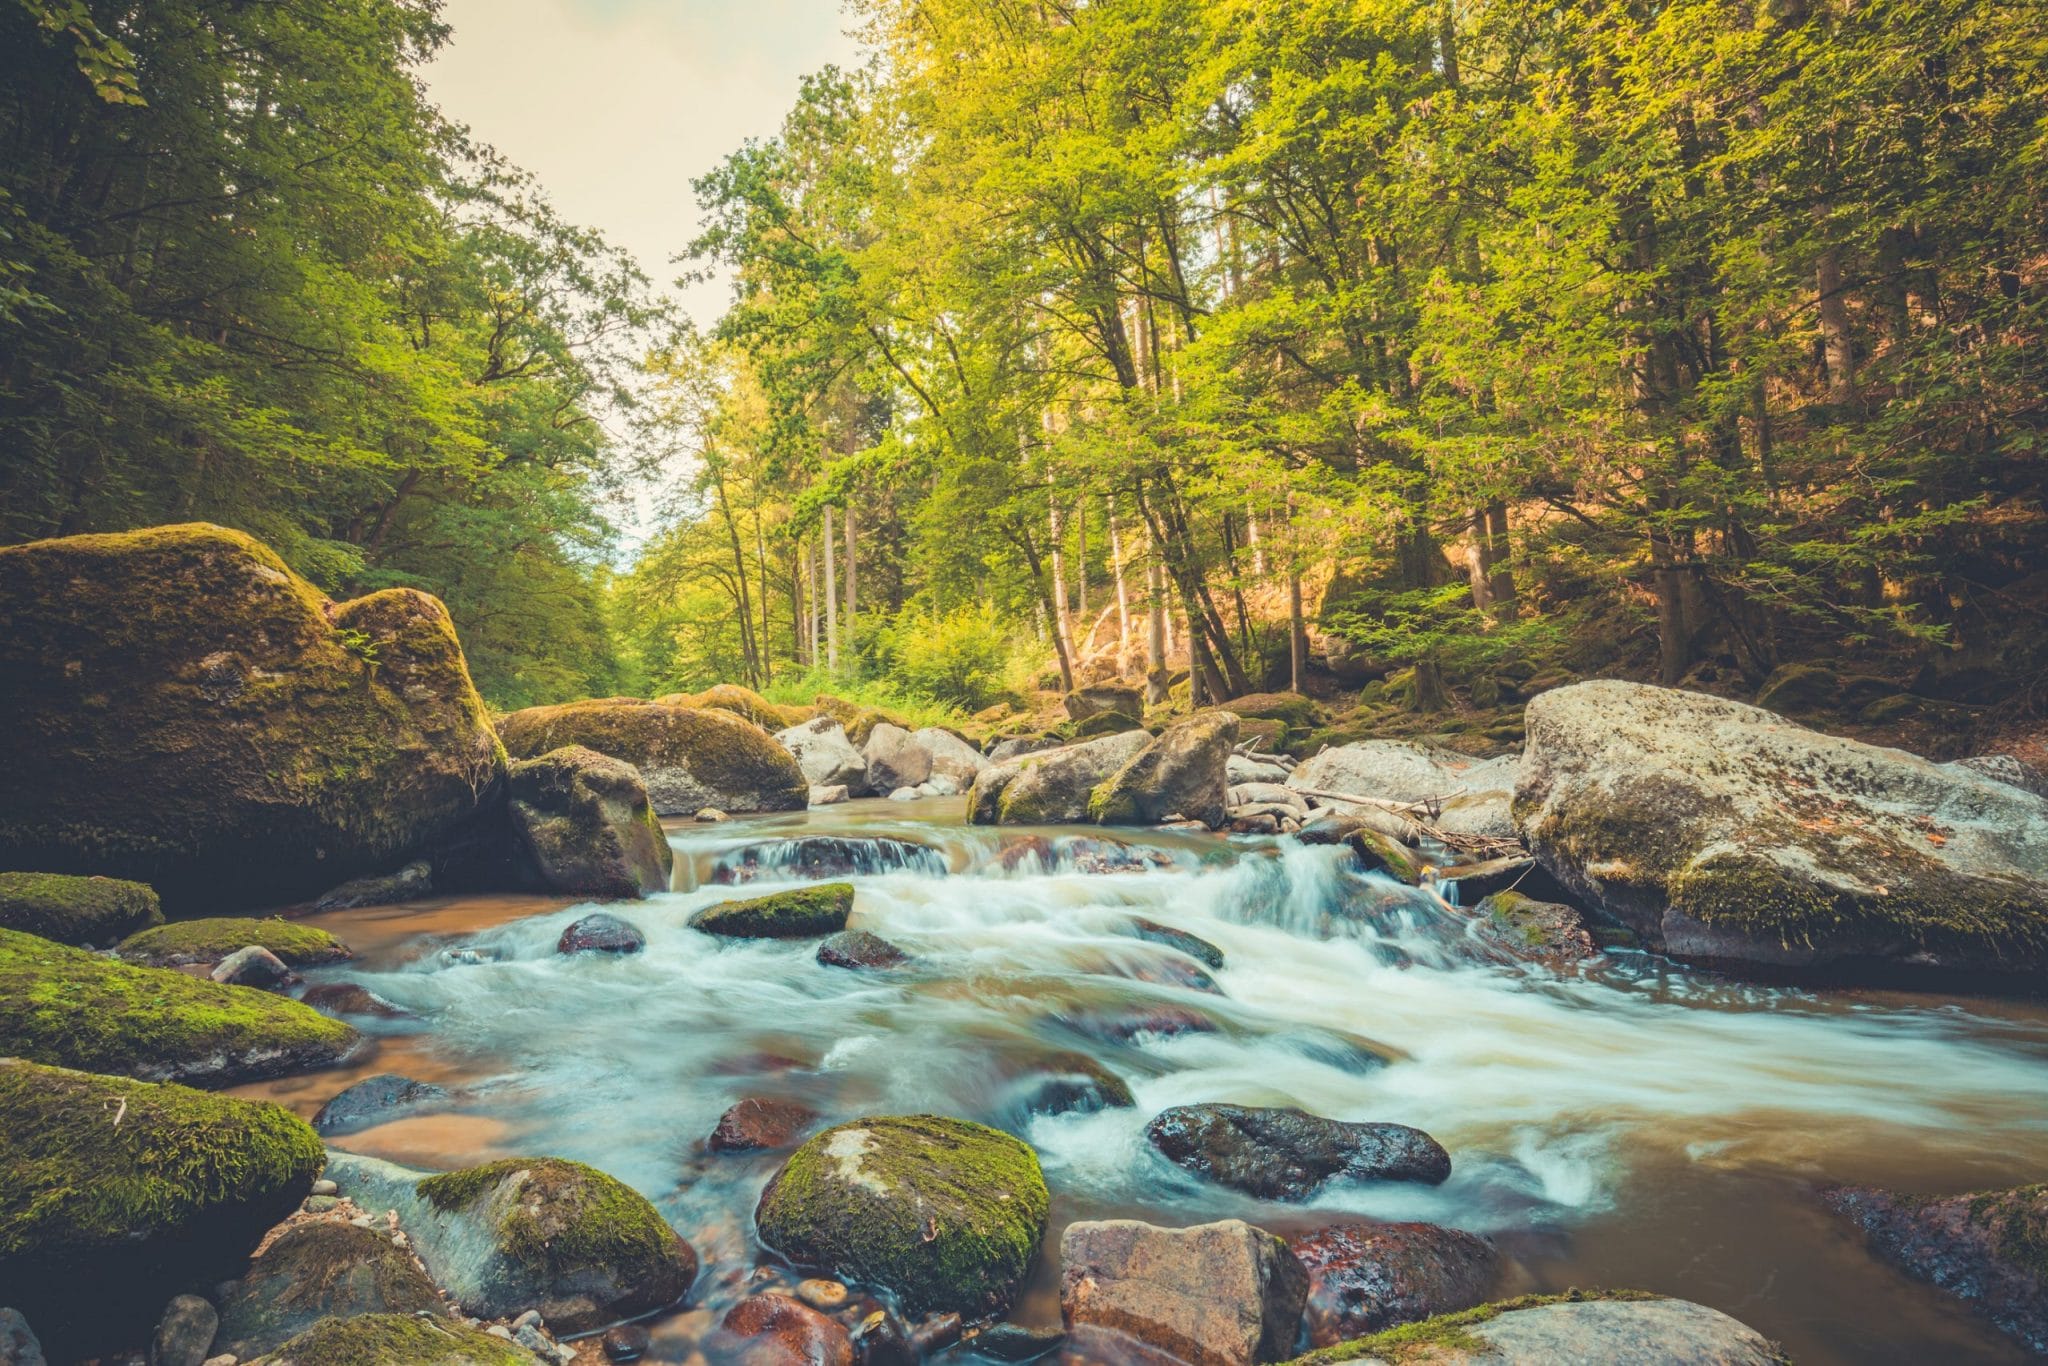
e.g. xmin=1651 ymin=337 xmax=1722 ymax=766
xmin=0 ymin=524 xmax=504 ymax=914
xmin=1290 ymin=1222 xmax=1499 ymax=1345
xmin=214 ymin=1221 xmax=442 ymax=1359
xmin=1824 ymin=1183 xmax=2048 ymax=1353
xmin=816 ymin=929 xmax=910 ymax=970
xmin=298 ymin=981 xmax=407 ymax=1019
xmin=313 ymin=859 xmax=433 ymax=912
xmin=921 ymin=774 xmax=963 ymax=798
xmin=499 ymin=697 xmax=808 ymax=816
xmin=865 ymin=722 xmax=934 ymax=795
xmin=1011 ymin=1051 xmax=1136 ymax=1117
xmin=709 ymin=1097 xmax=820 ymax=1153
xmin=1089 ymin=713 xmax=1239 ymax=829
xmin=508 ymin=746 xmax=674 ymax=900
xmin=1059 ymin=1219 xmax=1306 ymax=1366
xmin=118 ymin=916 xmax=351 ymax=969
xmin=778 ymin=716 xmax=872 ymax=795
xmin=1432 ymin=856 xmax=1542 ymax=904
xmin=1104 ymin=951 xmax=1221 ymax=995
xmin=972 ymin=731 xmax=1153 ymax=825
xmin=692 ymin=884 xmax=854 ymax=939
xmin=312 ymin=1073 xmax=451 ymax=1136
xmin=710 ymin=1294 xmax=853 ymax=1366
xmin=1471 ymin=892 xmax=1601 ymax=966
xmin=0 ymin=871 xmax=162 ymax=948
xmin=1145 ymin=1104 xmax=1451 ymax=1199
xmin=1058 ymin=1004 xmax=1218 ymax=1045
xmin=713 ymin=836 xmax=945 ymax=883
xmin=1515 ymin=679 xmax=2048 ymax=975
xmin=242 ymin=1313 xmax=536 ymax=1364
xmin=699 ymin=807 xmax=730 ymax=822
xmin=810 ymin=784 xmax=850 ymax=805
xmin=1295 ymin=809 xmax=1420 ymax=848
xmin=0 ymin=1310 xmax=44 ymax=1366
xmin=324 ymin=1151 xmax=697 ymax=1333
xmin=1229 ymin=813 xmax=1280 ymax=836
xmin=849 ymin=1309 xmax=913 ymax=1366
xmin=973 ymin=1324 xmax=1066 ymax=1362
xmin=601 ymin=1323 xmax=651 ymax=1362
xmin=1344 ymin=829 xmax=1424 ymax=885
xmin=987 ymin=735 xmax=1059 ymax=764
xmin=998 ymin=835 xmax=1176 ymax=876
xmin=795 ymin=1279 xmax=848 ymax=1312
xmin=557 ymin=911 xmax=647 ymax=955
xmin=916 ymin=727 xmax=992 ymax=787
xmin=211 ymin=945 xmax=295 ymax=989
xmin=754 ymin=1115 xmax=1049 ymax=1318
xmin=1127 ymin=919 xmax=1225 ymax=970
xmin=1339 ymin=1294 xmax=1783 ymax=1364
xmin=1065 ymin=686 xmax=1143 ymax=722
xmin=151 ymin=1295 xmax=218 ymax=1366
xmin=1228 ymin=782 xmax=1308 ymax=814
xmin=1288 ymin=742 xmax=1517 ymax=841
xmin=0 ymin=1061 xmax=322 ymax=1359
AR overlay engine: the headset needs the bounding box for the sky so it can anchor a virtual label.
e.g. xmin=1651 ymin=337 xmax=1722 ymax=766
xmin=423 ymin=0 xmax=862 ymax=328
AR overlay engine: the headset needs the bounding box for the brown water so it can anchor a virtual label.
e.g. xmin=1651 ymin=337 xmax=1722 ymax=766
xmin=235 ymin=801 xmax=2048 ymax=1364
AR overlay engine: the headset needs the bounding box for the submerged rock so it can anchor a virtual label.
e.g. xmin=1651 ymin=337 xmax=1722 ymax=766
xmin=0 ymin=871 xmax=161 ymax=947
xmin=1145 ymin=1104 xmax=1450 ymax=1199
xmin=754 ymin=1115 xmax=1050 ymax=1318
xmin=1 ymin=928 xmax=357 ymax=1085
xmin=1090 ymin=712 xmax=1239 ymax=829
xmin=509 ymin=746 xmax=673 ymax=900
xmin=242 ymin=1313 xmax=534 ymax=1365
xmin=214 ymin=1220 xmax=444 ymax=1359
xmin=1344 ymin=829 xmax=1424 ymax=885
xmin=1058 ymin=1003 xmax=1218 ymax=1046
xmin=692 ymin=884 xmax=854 ymax=939
xmin=709 ymin=1097 xmax=820 ymax=1153
xmin=1305 ymin=1293 xmax=1784 ymax=1365
xmin=1290 ymin=1222 xmax=1499 ymax=1345
xmin=499 ymin=698 xmax=807 ymax=816
xmin=313 ymin=1074 xmax=451 ymax=1136
xmin=1128 ymin=918 xmax=1225 ymax=970
xmin=709 ymin=1294 xmax=854 ymax=1366
xmin=1824 ymin=1183 xmax=2048 ymax=1353
xmin=1059 ymin=1219 xmax=1306 ymax=1366
xmin=1009 ymin=1051 xmax=1136 ymax=1118
xmin=0 ymin=524 xmax=504 ymax=914
xmin=117 ymin=916 xmax=351 ymax=969
xmin=0 ymin=1061 xmax=323 ymax=1358
xmin=1515 ymin=680 xmax=2048 ymax=975
xmin=971 ymin=731 xmax=1152 ymax=825
xmin=557 ymin=911 xmax=648 ymax=955
xmin=298 ymin=981 xmax=407 ymax=1019
xmin=778 ymin=716 xmax=871 ymax=795
xmin=817 ymin=928 xmax=911 ymax=970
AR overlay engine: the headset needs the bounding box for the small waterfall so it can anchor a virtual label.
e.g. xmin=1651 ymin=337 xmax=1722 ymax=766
xmin=709 ymin=835 xmax=949 ymax=883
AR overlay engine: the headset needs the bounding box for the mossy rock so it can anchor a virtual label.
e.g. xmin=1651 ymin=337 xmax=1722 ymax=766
xmin=755 ymin=1115 xmax=1049 ymax=1318
xmin=0 ymin=524 xmax=505 ymax=914
xmin=246 ymin=1314 xmax=535 ymax=1366
xmin=1282 ymin=1290 xmax=1783 ymax=1365
xmin=0 ymin=870 xmax=161 ymax=946
xmin=1215 ymin=692 xmax=1321 ymax=736
xmin=506 ymin=745 xmax=673 ymax=899
xmin=498 ymin=698 xmax=807 ymax=816
xmin=691 ymin=884 xmax=854 ymax=938
xmin=1756 ymin=663 xmax=1841 ymax=716
xmin=216 ymin=1220 xmax=446 ymax=1359
xmin=0 ymin=926 xmax=358 ymax=1085
xmin=1089 ymin=712 xmax=1237 ymax=828
xmin=117 ymin=915 xmax=351 ymax=968
xmin=0 ymin=1059 xmax=324 ymax=1358
xmin=983 ymin=730 xmax=1153 ymax=826
xmin=813 ymin=695 xmax=910 ymax=746
xmin=1056 ymin=710 xmax=1147 ymax=741
xmin=1344 ymin=828 xmax=1424 ymax=885
xmin=659 ymin=683 xmax=814 ymax=731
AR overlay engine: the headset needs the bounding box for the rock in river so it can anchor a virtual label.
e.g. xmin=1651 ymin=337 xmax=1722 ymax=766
xmin=865 ymin=722 xmax=935 ymax=794
xmin=509 ymin=746 xmax=673 ymax=899
xmin=499 ymin=697 xmax=808 ymax=815
xmin=709 ymin=1097 xmax=820 ymax=1153
xmin=149 ymin=1295 xmax=217 ymax=1366
xmin=817 ymin=928 xmax=911 ymax=969
xmin=693 ymin=884 xmax=854 ymax=939
xmin=117 ymin=916 xmax=351 ymax=969
xmin=1146 ymin=1104 xmax=1450 ymax=1199
xmin=1824 ymin=1182 xmax=2048 ymax=1353
xmin=755 ymin=1115 xmax=1050 ymax=1318
xmin=1059 ymin=1218 xmax=1306 ymax=1366
xmin=1290 ymin=1221 xmax=1499 ymax=1345
xmin=214 ymin=1220 xmax=445 ymax=1360
xmin=0 ymin=870 xmax=161 ymax=947
xmin=1515 ymin=679 xmax=2048 ymax=975
xmin=777 ymin=716 xmax=872 ymax=794
xmin=313 ymin=1073 xmax=452 ymax=1136
xmin=1089 ymin=712 xmax=1239 ymax=829
xmin=0 ymin=1060 xmax=323 ymax=1358
xmin=708 ymin=1293 xmax=853 ymax=1366
xmin=558 ymin=910 xmax=648 ymax=955
xmin=1312 ymin=1293 xmax=1784 ymax=1365
xmin=0 ymin=523 xmax=504 ymax=914
xmin=970 ymin=730 xmax=1152 ymax=826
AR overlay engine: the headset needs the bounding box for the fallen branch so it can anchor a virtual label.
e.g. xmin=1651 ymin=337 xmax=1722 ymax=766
xmin=1292 ymin=785 xmax=1466 ymax=818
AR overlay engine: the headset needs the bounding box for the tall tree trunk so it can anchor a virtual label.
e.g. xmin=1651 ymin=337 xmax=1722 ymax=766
xmin=823 ymin=506 xmax=839 ymax=673
xmin=1049 ymin=487 xmax=1075 ymax=679
xmin=1075 ymin=498 xmax=1088 ymax=620
xmin=1146 ymin=549 xmax=1168 ymax=704
xmin=1817 ymin=245 xmax=1858 ymax=406
xmin=753 ymin=506 xmax=775 ymax=687
xmin=1018 ymin=524 xmax=1075 ymax=694
xmin=1485 ymin=502 xmax=1517 ymax=618
xmin=1286 ymin=495 xmax=1306 ymax=693
xmin=1650 ymin=529 xmax=1693 ymax=685
xmin=1466 ymin=509 xmax=1497 ymax=611
xmin=844 ymin=502 xmax=858 ymax=677
xmin=712 ymin=466 xmax=759 ymax=687
xmin=1109 ymin=499 xmax=1132 ymax=660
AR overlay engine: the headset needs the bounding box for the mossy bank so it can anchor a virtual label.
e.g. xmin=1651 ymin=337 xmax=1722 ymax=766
xmin=0 ymin=870 xmax=161 ymax=946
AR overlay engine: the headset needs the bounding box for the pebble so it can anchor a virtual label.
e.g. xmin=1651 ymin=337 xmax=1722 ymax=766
xmin=601 ymin=1323 xmax=651 ymax=1361
xmin=486 ymin=1325 xmax=516 ymax=1340
xmin=310 ymin=1178 xmax=338 ymax=1196
xmin=795 ymin=1278 xmax=848 ymax=1311
xmin=302 ymin=1195 xmax=339 ymax=1213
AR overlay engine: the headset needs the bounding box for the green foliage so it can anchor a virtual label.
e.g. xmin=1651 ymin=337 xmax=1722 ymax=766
xmin=873 ymin=604 xmax=1042 ymax=712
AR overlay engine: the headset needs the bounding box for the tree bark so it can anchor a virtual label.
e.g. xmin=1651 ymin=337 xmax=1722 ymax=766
xmin=823 ymin=505 xmax=838 ymax=673
xmin=844 ymin=501 xmax=858 ymax=676
xmin=1108 ymin=499 xmax=1132 ymax=659
xmin=1485 ymin=502 xmax=1517 ymax=618
xmin=1817 ymin=245 xmax=1857 ymax=406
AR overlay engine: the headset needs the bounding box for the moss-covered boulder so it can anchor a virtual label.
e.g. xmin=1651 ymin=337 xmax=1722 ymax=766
xmin=969 ymin=730 xmax=1153 ymax=826
xmin=1825 ymin=1183 xmax=2048 ymax=1353
xmin=1089 ymin=712 xmax=1238 ymax=828
xmin=658 ymin=683 xmax=814 ymax=731
xmin=0 ymin=1060 xmax=324 ymax=1358
xmin=215 ymin=1220 xmax=446 ymax=1360
xmin=506 ymin=746 xmax=673 ymax=899
xmin=1344 ymin=828 xmax=1424 ymax=885
xmin=117 ymin=916 xmax=351 ymax=969
xmin=1212 ymin=692 xmax=1321 ymax=748
xmin=0 ymin=870 xmax=162 ymax=946
xmin=323 ymin=1151 xmax=696 ymax=1333
xmin=691 ymin=884 xmax=854 ymax=938
xmin=0 ymin=927 xmax=358 ymax=1085
xmin=815 ymin=695 xmax=912 ymax=746
xmin=1283 ymin=1291 xmax=1784 ymax=1365
xmin=754 ymin=1115 xmax=1049 ymax=1318
xmin=0 ymin=524 xmax=505 ymax=914
xmin=245 ymin=1314 xmax=535 ymax=1366
xmin=1514 ymin=680 xmax=2048 ymax=976
xmin=498 ymin=698 xmax=807 ymax=816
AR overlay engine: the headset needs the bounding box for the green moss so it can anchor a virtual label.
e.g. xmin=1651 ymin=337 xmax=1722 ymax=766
xmin=1965 ymin=1183 xmax=2048 ymax=1281
xmin=0 ymin=926 xmax=357 ymax=1084
xmin=250 ymin=1313 xmax=533 ymax=1366
xmin=1057 ymin=711 xmax=1145 ymax=741
xmin=691 ymin=883 xmax=854 ymax=938
xmin=0 ymin=871 xmax=161 ymax=945
xmin=756 ymin=1115 xmax=1049 ymax=1318
xmin=118 ymin=916 xmax=351 ymax=967
xmin=417 ymin=1156 xmax=684 ymax=1285
xmin=1345 ymin=828 xmax=1423 ymax=884
xmin=660 ymin=683 xmax=814 ymax=731
xmin=497 ymin=698 xmax=807 ymax=811
xmin=1284 ymin=1289 xmax=1664 ymax=1364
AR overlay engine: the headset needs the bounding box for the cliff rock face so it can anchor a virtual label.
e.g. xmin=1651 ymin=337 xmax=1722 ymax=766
xmin=0 ymin=524 xmax=504 ymax=914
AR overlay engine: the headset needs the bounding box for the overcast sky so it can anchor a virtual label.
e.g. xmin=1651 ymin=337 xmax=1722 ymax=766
xmin=424 ymin=0 xmax=861 ymax=327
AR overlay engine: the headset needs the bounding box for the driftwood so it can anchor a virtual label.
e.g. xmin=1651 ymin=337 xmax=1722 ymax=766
xmin=1295 ymin=784 xmax=1526 ymax=859
xmin=1291 ymin=785 xmax=1463 ymax=818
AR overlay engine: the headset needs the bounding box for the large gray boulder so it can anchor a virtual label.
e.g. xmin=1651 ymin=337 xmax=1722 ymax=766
xmin=1321 ymin=1295 xmax=1783 ymax=1364
xmin=1060 ymin=1219 xmax=1306 ymax=1366
xmin=506 ymin=746 xmax=672 ymax=899
xmin=914 ymin=727 xmax=990 ymax=787
xmin=776 ymin=717 xmax=870 ymax=795
xmin=1090 ymin=713 xmax=1238 ymax=828
xmin=1289 ymin=741 xmax=1518 ymax=839
xmin=968 ymin=730 xmax=1152 ymax=825
xmin=863 ymin=723 xmax=933 ymax=794
xmin=1514 ymin=681 xmax=2048 ymax=974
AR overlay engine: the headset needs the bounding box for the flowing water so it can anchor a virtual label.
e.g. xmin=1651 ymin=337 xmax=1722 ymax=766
xmin=237 ymin=799 xmax=2048 ymax=1364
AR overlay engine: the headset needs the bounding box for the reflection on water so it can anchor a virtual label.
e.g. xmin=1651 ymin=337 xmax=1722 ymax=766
xmin=235 ymin=799 xmax=2048 ymax=1365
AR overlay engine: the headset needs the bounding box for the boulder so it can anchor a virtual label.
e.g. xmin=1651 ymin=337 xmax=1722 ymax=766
xmin=211 ymin=945 xmax=294 ymax=988
xmin=324 ymin=1151 xmax=697 ymax=1333
xmin=0 ymin=1061 xmax=323 ymax=1358
xmin=0 ymin=871 xmax=161 ymax=947
xmin=814 ymin=696 xmax=910 ymax=747
xmin=1514 ymin=680 xmax=2048 ymax=974
xmin=709 ymin=1097 xmax=820 ymax=1153
xmin=242 ymin=1314 xmax=534 ymax=1365
xmin=507 ymin=747 xmax=673 ymax=900
xmin=777 ymin=717 xmax=872 ymax=795
xmin=1470 ymin=892 xmax=1601 ymax=966
xmin=970 ymin=731 xmax=1152 ymax=825
xmin=1128 ymin=918 xmax=1225 ymax=970
xmin=1949 ymin=754 xmax=2048 ymax=799
xmin=1290 ymin=1222 xmax=1499 ymax=1346
xmin=1230 ymin=782 xmax=1310 ymax=814
xmin=1288 ymin=742 xmax=1518 ymax=839
xmin=1 ymin=928 xmax=357 ymax=1085
xmin=214 ymin=1220 xmax=444 ymax=1359
xmin=864 ymin=723 xmax=934 ymax=794
xmin=150 ymin=1294 xmax=218 ymax=1366
xmin=0 ymin=524 xmax=504 ymax=914
xmin=1308 ymin=1293 xmax=1783 ymax=1365
xmin=660 ymin=683 xmax=814 ymax=731
xmin=498 ymin=698 xmax=807 ymax=816
xmin=1755 ymin=662 xmax=1840 ymax=716
xmin=1824 ymin=1183 xmax=2047 ymax=1353
xmin=754 ymin=1115 xmax=1050 ymax=1318
xmin=0 ymin=1310 xmax=44 ymax=1366
xmin=1059 ymin=1219 xmax=1306 ymax=1366
xmin=988 ymin=735 xmax=1060 ymax=764
xmin=557 ymin=911 xmax=647 ymax=955
xmin=313 ymin=859 xmax=433 ymax=911
xmin=708 ymin=1294 xmax=853 ymax=1366
xmin=810 ymin=784 xmax=851 ymax=806
xmin=692 ymin=884 xmax=854 ymax=939
xmin=117 ymin=917 xmax=351 ymax=969
xmin=1344 ymin=829 xmax=1424 ymax=885
xmin=915 ymin=728 xmax=991 ymax=787
xmin=1145 ymin=1104 xmax=1450 ymax=1199
xmin=313 ymin=1074 xmax=452 ymax=1136
xmin=1064 ymin=685 xmax=1143 ymax=722
xmin=817 ymin=929 xmax=911 ymax=969
xmin=1090 ymin=713 xmax=1239 ymax=829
